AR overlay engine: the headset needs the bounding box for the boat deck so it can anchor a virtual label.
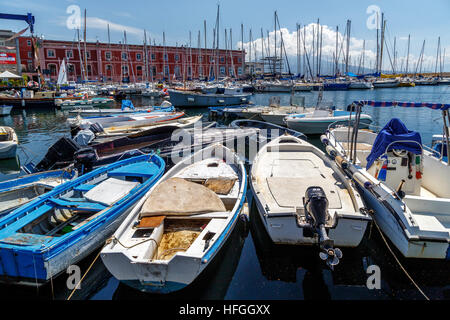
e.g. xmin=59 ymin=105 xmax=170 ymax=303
xmin=254 ymin=148 xmax=355 ymax=218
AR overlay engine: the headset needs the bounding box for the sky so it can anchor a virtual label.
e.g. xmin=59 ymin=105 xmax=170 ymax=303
xmin=0 ymin=0 xmax=449 ymax=73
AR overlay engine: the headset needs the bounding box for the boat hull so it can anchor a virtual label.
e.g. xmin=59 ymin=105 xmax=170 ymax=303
xmin=0 ymin=154 xmax=165 ymax=285
xmin=286 ymin=117 xmax=372 ymax=135
xmin=0 ymin=106 xmax=13 ymax=116
xmin=168 ymin=90 xmax=250 ymax=107
xmin=101 ymin=145 xmax=247 ymax=294
xmin=114 ymin=203 xmax=245 ymax=294
xmin=358 ymin=185 xmax=450 ymax=260
xmin=252 ymin=192 xmax=369 ymax=247
xmin=0 ymin=142 xmax=17 ymax=160
xmin=372 ymin=82 xmax=399 ymax=88
xmin=260 ymin=114 xmax=289 ymax=126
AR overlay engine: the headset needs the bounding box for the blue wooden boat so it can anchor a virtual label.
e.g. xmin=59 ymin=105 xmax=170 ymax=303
xmin=0 ymin=154 xmax=165 ymax=286
xmin=0 ymin=169 xmax=77 ymax=218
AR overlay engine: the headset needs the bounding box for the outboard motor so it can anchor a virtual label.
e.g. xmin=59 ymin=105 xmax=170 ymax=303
xmin=74 ymin=148 xmax=97 ymax=174
xmin=304 ymin=187 xmax=343 ymax=270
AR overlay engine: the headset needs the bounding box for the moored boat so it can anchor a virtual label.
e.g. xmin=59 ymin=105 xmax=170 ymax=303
xmin=284 ymin=108 xmax=373 ymax=135
xmin=101 ymin=143 xmax=247 ymax=293
xmin=349 ymin=81 xmax=374 ymax=90
xmin=168 ymin=89 xmax=251 ymax=107
xmin=0 ymin=126 xmax=18 ymax=160
xmin=372 ymin=79 xmax=399 ymax=88
xmin=250 ymin=135 xmax=370 ymax=268
xmin=69 ymin=111 xmax=186 ymax=130
xmin=0 ymin=154 xmax=165 ymax=286
xmin=0 ymin=105 xmax=13 ymax=116
xmin=0 ymin=169 xmax=77 ymax=218
xmin=57 ymin=97 xmax=115 ymax=110
xmin=323 ymin=100 xmax=450 ymax=260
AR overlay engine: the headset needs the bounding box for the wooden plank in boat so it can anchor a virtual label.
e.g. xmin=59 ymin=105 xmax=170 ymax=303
xmin=204 ymin=178 xmax=237 ymax=195
xmin=136 ymin=216 xmax=166 ymax=229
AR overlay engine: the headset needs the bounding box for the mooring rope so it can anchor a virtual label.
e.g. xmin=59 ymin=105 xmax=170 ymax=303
xmin=66 ymin=250 xmax=102 ymax=301
xmin=371 ymin=218 xmax=430 ymax=300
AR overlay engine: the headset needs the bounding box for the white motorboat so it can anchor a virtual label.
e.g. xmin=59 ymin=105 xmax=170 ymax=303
xmin=414 ymin=78 xmax=439 ymax=86
xmin=349 ymin=81 xmax=374 ymax=90
xmin=250 ymin=135 xmax=370 ymax=268
xmin=293 ymin=83 xmax=313 ymax=91
xmin=101 ymin=143 xmax=247 ymax=293
xmin=323 ymin=100 xmax=450 ymax=260
xmin=0 ymin=105 xmax=13 ymax=116
xmin=69 ymin=111 xmax=186 ymax=129
xmin=95 ymin=115 xmax=204 ymax=139
xmin=257 ymin=81 xmax=293 ymax=92
xmin=372 ymin=79 xmax=399 ymax=88
xmin=284 ymin=107 xmax=373 ymax=135
xmin=57 ymin=97 xmax=115 ymax=110
xmin=0 ymin=126 xmax=18 ymax=159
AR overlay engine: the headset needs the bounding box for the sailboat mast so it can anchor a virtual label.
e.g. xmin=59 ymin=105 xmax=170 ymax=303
xmin=379 ymin=13 xmax=385 ymax=74
xmin=274 ymin=11 xmax=277 ymax=77
xmin=335 ymin=26 xmax=339 ymax=75
xmin=318 ymin=25 xmax=323 ymax=76
xmin=345 ymin=20 xmax=351 ymax=75
xmin=83 ymin=9 xmax=88 ymax=81
xmin=216 ymin=4 xmax=220 ymax=81
xmin=435 ymin=36 xmax=441 ymax=75
xmin=405 ymin=34 xmax=410 ymax=75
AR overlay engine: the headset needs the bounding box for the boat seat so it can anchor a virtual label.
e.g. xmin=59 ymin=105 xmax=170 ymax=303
xmin=84 ymin=178 xmax=139 ymax=206
xmin=136 ymin=216 xmax=166 ymax=229
xmin=108 ymin=162 xmax=160 ymax=178
xmin=340 ymin=142 xmax=373 ymax=151
xmin=266 ymin=177 xmax=342 ymax=210
xmin=48 ymin=197 xmax=107 ymax=212
xmin=74 ymin=184 xmax=96 ymax=192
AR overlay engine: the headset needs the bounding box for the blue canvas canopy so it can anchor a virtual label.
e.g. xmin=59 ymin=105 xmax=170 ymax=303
xmin=366 ymin=118 xmax=422 ymax=170
xmin=121 ymin=100 xmax=135 ymax=110
xmin=355 ymin=100 xmax=450 ymax=111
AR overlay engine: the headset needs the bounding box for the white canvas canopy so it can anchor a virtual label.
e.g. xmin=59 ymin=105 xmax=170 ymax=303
xmin=0 ymin=71 xmax=22 ymax=79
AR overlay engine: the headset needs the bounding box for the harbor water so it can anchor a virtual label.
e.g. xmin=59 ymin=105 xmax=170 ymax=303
xmin=0 ymin=85 xmax=449 ymax=300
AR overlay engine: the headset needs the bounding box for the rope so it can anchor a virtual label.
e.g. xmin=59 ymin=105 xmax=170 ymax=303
xmin=66 ymin=250 xmax=101 ymax=301
xmin=66 ymin=235 xmax=161 ymax=300
xmin=371 ymin=218 xmax=430 ymax=300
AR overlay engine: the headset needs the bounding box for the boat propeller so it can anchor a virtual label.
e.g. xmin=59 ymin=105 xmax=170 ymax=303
xmin=318 ymin=237 xmax=343 ymax=270
xmin=304 ymin=187 xmax=343 ymax=270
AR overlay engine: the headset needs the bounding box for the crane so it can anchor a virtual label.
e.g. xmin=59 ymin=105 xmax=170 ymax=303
xmin=0 ymin=12 xmax=35 ymax=33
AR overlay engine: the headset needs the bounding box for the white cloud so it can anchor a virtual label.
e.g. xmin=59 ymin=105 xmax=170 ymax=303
xmin=238 ymin=23 xmax=448 ymax=73
xmin=86 ymin=17 xmax=143 ymax=36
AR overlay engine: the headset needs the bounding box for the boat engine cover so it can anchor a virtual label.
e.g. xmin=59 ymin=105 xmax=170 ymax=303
xmin=74 ymin=148 xmax=97 ymax=173
xmin=304 ymin=187 xmax=329 ymax=227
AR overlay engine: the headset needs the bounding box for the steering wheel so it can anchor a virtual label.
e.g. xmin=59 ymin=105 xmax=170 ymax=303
xmin=392 ymin=149 xmax=408 ymax=157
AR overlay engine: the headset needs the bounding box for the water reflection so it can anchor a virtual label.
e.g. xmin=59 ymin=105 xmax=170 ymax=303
xmin=248 ymin=200 xmax=380 ymax=300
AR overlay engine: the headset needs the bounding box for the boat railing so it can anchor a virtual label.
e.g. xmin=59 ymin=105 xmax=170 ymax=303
xmin=380 ymin=140 xmax=424 ymax=160
xmin=422 ymin=144 xmax=449 ymax=164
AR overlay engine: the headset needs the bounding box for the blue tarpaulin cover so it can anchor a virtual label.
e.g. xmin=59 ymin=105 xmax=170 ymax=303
xmin=122 ymin=100 xmax=135 ymax=110
xmin=366 ymin=118 xmax=422 ymax=170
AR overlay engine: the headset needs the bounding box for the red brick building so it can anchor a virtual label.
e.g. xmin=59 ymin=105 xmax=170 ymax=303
xmin=17 ymin=36 xmax=245 ymax=83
